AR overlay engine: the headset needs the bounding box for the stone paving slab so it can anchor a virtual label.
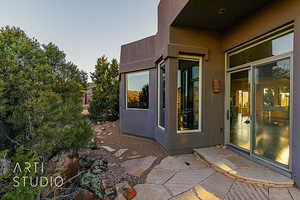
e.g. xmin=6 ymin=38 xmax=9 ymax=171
xmin=233 ymin=167 xmax=293 ymax=186
xmin=194 ymin=147 xmax=294 ymax=187
xmin=114 ymin=149 xmax=128 ymax=157
xmin=122 ymin=156 xmax=157 ymax=177
xmin=174 ymin=154 xmax=208 ymax=170
xmin=269 ymin=188 xmax=293 ymax=200
xmin=195 ymin=172 xmax=234 ymax=200
xmin=133 ymin=184 xmax=171 ymax=200
xmin=194 ymin=185 xmax=222 ymax=200
xmin=289 ymin=187 xmax=300 ymax=200
xmin=164 ymin=169 xmax=214 ymax=196
xmin=224 ymin=182 xmax=269 ymax=200
xmin=146 ymin=168 xmax=176 ymax=185
xmin=170 ymin=190 xmax=200 ymax=200
xmin=154 ymin=156 xmax=190 ymax=171
xmin=100 ymin=145 xmax=116 ymax=152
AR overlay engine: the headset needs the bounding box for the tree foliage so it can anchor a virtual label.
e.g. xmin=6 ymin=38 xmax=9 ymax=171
xmin=0 ymin=26 xmax=92 ymax=198
xmin=88 ymin=56 xmax=119 ymax=122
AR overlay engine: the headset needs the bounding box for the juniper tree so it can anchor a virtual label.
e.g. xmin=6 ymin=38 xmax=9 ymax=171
xmin=89 ymin=56 xmax=119 ymax=122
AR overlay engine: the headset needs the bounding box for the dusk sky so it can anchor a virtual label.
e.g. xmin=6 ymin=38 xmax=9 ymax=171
xmin=0 ymin=0 xmax=160 ymax=80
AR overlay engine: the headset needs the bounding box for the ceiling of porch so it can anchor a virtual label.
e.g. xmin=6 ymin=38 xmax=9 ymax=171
xmin=172 ymin=0 xmax=275 ymax=32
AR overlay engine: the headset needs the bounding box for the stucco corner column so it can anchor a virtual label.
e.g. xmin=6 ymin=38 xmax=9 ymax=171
xmin=165 ymin=57 xmax=179 ymax=154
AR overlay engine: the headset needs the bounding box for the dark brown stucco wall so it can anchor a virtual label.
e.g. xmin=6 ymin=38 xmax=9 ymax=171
xmin=166 ymin=27 xmax=225 ymax=153
xmin=119 ymin=35 xmax=156 ymax=73
xmin=155 ymin=0 xmax=189 ymax=59
xmin=222 ymin=0 xmax=300 ymax=51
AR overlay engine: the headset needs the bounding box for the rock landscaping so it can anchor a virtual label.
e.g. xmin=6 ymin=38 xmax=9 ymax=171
xmin=40 ymin=121 xmax=167 ymax=200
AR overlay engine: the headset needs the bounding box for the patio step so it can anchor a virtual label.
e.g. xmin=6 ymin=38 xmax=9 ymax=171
xmin=193 ymin=147 xmax=294 ymax=188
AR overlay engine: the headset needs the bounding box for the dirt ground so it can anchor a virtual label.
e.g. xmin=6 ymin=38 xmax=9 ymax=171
xmin=91 ymin=120 xmax=168 ymax=179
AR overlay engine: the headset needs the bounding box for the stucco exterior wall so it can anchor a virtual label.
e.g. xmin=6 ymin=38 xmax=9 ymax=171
xmin=166 ymin=27 xmax=225 ymax=153
xmin=222 ymin=0 xmax=300 ymax=51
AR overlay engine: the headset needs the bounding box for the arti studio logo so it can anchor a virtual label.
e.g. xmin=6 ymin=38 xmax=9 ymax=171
xmin=12 ymin=162 xmax=64 ymax=188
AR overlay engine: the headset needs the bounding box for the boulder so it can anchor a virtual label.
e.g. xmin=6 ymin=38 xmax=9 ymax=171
xmin=0 ymin=159 xmax=10 ymax=175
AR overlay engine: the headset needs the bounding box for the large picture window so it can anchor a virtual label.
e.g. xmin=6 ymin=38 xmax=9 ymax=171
xmin=158 ymin=62 xmax=166 ymax=128
xmin=126 ymin=71 xmax=149 ymax=109
xmin=177 ymin=59 xmax=201 ymax=132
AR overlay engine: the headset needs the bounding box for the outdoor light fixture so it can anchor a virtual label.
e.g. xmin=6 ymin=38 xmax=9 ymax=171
xmin=218 ymin=8 xmax=226 ymax=15
xmin=212 ymin=80 xmax=222 ymax=93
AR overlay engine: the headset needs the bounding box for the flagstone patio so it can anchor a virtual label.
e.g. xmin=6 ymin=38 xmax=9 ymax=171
xmin=134 ymin=153 xmax=300 ymax=200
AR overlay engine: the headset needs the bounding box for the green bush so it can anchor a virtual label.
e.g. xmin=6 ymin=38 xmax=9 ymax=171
xmin=0 ymin=26 xmax=92 ymax=199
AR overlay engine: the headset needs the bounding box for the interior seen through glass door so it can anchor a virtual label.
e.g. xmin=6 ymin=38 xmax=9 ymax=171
xmin=230 ymin=70 xmax=251 ymax=150
xmin=254 ymin=58 xmax=290 ymax=166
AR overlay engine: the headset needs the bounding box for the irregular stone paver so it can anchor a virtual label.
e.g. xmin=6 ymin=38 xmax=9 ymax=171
xmin=225 ymin=154 xmax=263 ymax=168
xmin=170 ymin=190 xmax=200 ymax=200
xmin=289 ymin=187 xmax=300 ymax=200
xmin=224 ymin=182 xmax=268 ymax=200
xmin=100 ymin=145 xmax=116 ymax=152
xmin=122 ymin=156 xmax=157 ymax=177
xmin=233 ymin=167 xmax=293 ymax=185
xmin=269 ymin=188 xmax=293 ymax=200
xmin=155 ymin=156 xmax=189 ymax=171
xmin=174 ymin=154 xmax=208 ymax=169
xmin=164 ymin=169 xmax=214 ymax=196
xmin=195 ymin=172 xmax=234 ymax=200
xmin=133 ymin=184 xmax=171 ymax=200
xmin=194 ymin=185 xmax=221 ymax=200
xmin=194 ymin=147 xmax=294 ymax=187
xmin=114 ymin=149 xmax=128 ymax=157
xmin=128 ymin=155 xmax=141 ymax=159
xmin=146 ymin=168 xmax=176 ymax=185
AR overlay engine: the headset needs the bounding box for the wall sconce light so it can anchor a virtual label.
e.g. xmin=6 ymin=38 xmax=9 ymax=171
xmin=212 ymin=80 xmax=222 ymax=93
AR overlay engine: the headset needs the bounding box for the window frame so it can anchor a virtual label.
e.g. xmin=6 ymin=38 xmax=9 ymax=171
xmin=226 ymin=24 xmax=294 ymax=71
xmin=176 ymin=56 xmax=203 ymax=134
xmin=125 ymin=70 xmax=150 ymax=110
xmin=158 ymin=60 xmax=166 ymax=130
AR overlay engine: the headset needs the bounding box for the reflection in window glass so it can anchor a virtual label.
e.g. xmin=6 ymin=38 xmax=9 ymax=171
xmin=177 ymin=60 xmax=200 ymax=131
xmin=159 ymin=63 xmax=166 ymax=128
xmin=229 ymin=31 xmax=294 ymax=68
xmin=126 ymin=71 xmax=149 ymax=109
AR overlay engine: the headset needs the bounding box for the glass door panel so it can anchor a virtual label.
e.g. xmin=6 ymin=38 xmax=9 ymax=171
xmin=230 ymin=70 xmax=251 ymax=150
xmin=254 ymin=58 xmax=290 ymax=166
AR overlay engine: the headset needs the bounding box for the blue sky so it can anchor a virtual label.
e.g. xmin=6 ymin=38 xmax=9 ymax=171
xmin=0 ymin=0 xmax=160 ymax=79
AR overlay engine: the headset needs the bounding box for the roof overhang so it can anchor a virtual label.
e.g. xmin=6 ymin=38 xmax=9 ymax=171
xmin=172 ymin=0 xmax=275 ymax=32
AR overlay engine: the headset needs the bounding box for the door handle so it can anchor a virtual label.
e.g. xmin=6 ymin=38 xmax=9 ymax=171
xmin=227 ymin=110 xmax=230 ymax=120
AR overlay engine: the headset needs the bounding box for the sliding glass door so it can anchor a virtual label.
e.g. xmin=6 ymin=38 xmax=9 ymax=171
xmin=253 ymin=58 xmax=291 ymax=166
xmin=230 ymin=70 xmax=251 ymax=151
xmin=228 ymin=57 xmax=291 ymax=167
